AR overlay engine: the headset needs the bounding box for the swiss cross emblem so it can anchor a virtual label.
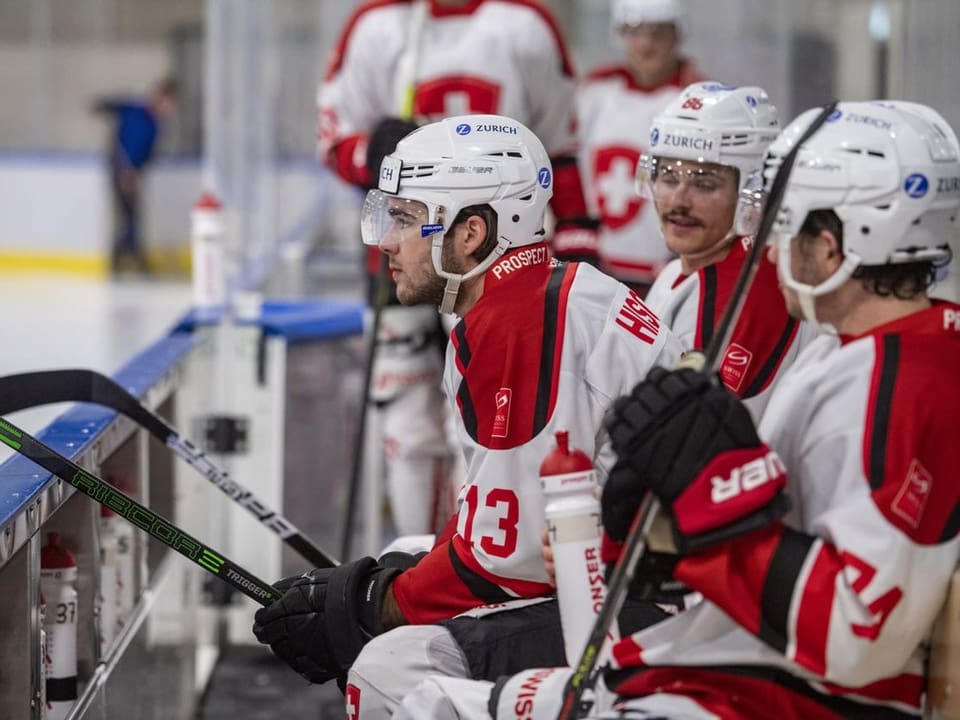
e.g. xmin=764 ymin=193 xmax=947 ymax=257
xmin=681 ymin=97 xmax=704 ymax=111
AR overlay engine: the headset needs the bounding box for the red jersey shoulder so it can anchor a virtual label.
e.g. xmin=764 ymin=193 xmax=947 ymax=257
xmin=862 ymin=315 xmax=960 ymax=544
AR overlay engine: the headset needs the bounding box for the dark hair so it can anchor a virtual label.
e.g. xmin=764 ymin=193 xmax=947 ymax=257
xmin=799 ymin=209 xmax=937 ymax=300
xmin=448 ymin=204 xmax=499 ymax=261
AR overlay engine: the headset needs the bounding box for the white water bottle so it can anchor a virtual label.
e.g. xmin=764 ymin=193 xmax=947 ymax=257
xmin=40 ymin=533 xmax=78 ymax=720
xmin=540 ymin=431 xmax=615 ymax=664
xmin=190 ymin=190 xmax=226 ymax=309
xmin=98 ymin=505 xmax=120 ymax=654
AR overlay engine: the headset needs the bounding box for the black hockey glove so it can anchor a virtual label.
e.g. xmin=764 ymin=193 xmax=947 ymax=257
xmin=252 ymin=557 xmax=402 ymax=684
xmin=366 ymin=116 xmax=421 ymax=185
xmin=602 ymin=366 xmax=791 ymax=554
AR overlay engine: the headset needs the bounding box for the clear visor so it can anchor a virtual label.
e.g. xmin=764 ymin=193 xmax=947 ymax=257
xmin=360 ymin=190 xmax=445 ymax=247
xmin=733 ymin=168 xmax=767 ymax=237
xmin=636 ymin=154 xmax=739 ymax=202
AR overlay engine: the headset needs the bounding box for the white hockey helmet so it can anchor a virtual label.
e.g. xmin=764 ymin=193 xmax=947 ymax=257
xmin=768 ymin=100 xmax=960 ymax=325
xmin=641 ymin=82 xmax=780 ymax=194
xmin=611 ymin=0 xmax=685 ymax=29
xmin=360 ymin=114 xmax=553 ymax=313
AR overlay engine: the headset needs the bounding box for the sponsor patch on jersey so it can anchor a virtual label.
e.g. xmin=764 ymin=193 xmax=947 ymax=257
xmin=719 ymin=342 xmax=754 ymax=392
xmin=891 ymin=458 xmax=933 ymax=529
xmin=345 ymin=684 xmax=361 ymax=720
xmin=492 ymin=387 xmax=512 ymax=438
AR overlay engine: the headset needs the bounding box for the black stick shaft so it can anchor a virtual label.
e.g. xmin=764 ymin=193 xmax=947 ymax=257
xmin=0 ymin=416 xmax=279 ymax=606
xmin=0 ymin=368 xmax=338 ymax=568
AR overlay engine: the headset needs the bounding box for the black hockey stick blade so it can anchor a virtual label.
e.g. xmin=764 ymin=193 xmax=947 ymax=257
xmin=0 ymin=368 xmax=338 ymax=568
xmin=557 ymin=100 xmax=840 ymax=720
xmin=0 ymin=415 xmax=280 ymax=606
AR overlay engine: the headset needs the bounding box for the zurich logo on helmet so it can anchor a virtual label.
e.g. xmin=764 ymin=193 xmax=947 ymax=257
xmin=650 ymin=128 xmax=660 ymax=147
xmin=455 ymin=123 xmax=472 ymax=136
xmin=538 ymin=167 xmax=552 ymax=189
xmin=826 ymin=109 xmax=843 ymax=122
xmin=903 ymin=173 xmax=929 ymax=198
xmin=746 ymin=96 xmax=757 ymax=108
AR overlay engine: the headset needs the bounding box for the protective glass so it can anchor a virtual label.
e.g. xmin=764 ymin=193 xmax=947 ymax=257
xmin=733 ymin=168 xmax=767 ymax=237
xmin=360 ymin=190 xmax=445 ymax=247
xmin=636 ymin=154 xmax=739 ymax=202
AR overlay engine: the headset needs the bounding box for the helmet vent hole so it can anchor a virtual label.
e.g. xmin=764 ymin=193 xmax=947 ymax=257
xmin=512 ymin=214 xmax=520 ymax=223
xmin=518 ymin=194 xmax=532 ymax=201
xmin=861 ymin=226 xmax=870 ymax=235
xmin=484 ymin=151 xmax=523 ymax=159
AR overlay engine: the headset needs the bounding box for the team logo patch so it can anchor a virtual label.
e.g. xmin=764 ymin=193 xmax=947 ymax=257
xmin=455 ymin=123 xmax=471 ymax=136
xmin=904 ymin=173 xmax=929 ymax=198
xmin=719 ymin=342 xmax=753 ymax=392
xmin=493 ymin=388 xmax=512 ymax=438
xmin=891 ymin=458 xmax=933 ymax=529
xmin=345 ymin=684 xmax=361 ymax=720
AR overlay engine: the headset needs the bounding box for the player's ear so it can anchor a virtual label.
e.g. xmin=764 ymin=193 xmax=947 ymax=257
xmin=460 ymin=214 xmax=489 ymax=257
xmin=821 ymin=229 xmax=843 ymax=265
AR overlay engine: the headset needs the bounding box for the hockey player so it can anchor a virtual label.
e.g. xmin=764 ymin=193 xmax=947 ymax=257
xmin=640 ymin=81 xmax=816 ymax=419
xmin=252 ymin=115 xmax=683 ymax=716
xmin=319 ymin=0 xmax=601 ymax=535
xmin=578 ymin=0 xmax=701 ymax=294
xmin=396 ymin=100 xmax=960 ymax=719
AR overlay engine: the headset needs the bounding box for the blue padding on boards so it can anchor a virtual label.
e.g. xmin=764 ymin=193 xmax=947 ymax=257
xmin=0 ymin=333 xmax=197 ymax=528
xmin=173 ymin=299 xmax=365 ymax=343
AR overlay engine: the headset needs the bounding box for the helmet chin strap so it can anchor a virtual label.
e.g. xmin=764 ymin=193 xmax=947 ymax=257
xmin=778 ymin=238 xmax=861 ymax=334
xmin=432 ymin=234 xmax=512 ymax=316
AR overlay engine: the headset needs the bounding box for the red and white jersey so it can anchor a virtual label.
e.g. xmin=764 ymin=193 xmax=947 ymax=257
xmin=645 ymin=237 xmax=817 ymax=418
xmin=608 ymin=302 xmax=960 ymax=719
xmin=576 ymin=62 xmax=701 ymax=286
xmin=319 ymin=0 xmax=579 ymax=187
xmin=391 ymin=244 xmax=683 ymax=623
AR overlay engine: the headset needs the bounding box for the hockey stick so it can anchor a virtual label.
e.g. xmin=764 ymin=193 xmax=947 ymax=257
xmin=557 ymin=100 xmax=840 ymax=720
xmin=342 ymin=0 xmax=430 ymax=560
xmin=0 ymin=368 xmax=338 ymax=569
xmin=0 ymin=415 xmax=279 ymax=606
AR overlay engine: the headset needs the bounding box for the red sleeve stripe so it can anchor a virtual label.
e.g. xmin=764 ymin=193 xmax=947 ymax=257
xmin=611 ymin=635 xmax=644 ymax=668
xmin=451 ymin=534 xmax=555 ymax=598
xmin=452 ymin=321 xmax=479 ymax=439
xmin=791 ymin=541 xmax=841 ymax=676
xmin=330 ymin=134 xmax=372 ymax=187
xmin=864 ymin=334 xmax=899 ymax=490
xmin=695 ymin=263 xmax=719 ymax=348
xmin=533 ymin=264 xmax=575 ymax=435
xmin=742 ymin=317 xmax=799 ymax=397
xmin=758 ymin=526 xmax=816 ymax=654
xmin=325 ymin=0 xmax=409 ymax=81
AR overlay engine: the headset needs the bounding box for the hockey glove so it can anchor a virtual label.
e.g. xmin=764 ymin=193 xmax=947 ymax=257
xmin=602 ymin=366 xmax=791 ymax=553
xmin=252 ymin=557 xmax=402 ymax=684
xmin=366 ymin=116 xmax=421 ymax=184
xmin=551 ymin=217 xmax=602 ymax=266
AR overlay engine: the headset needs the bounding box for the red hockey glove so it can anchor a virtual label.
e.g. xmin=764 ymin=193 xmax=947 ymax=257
xmin=602 ymin=367 xmax=790 ymax=553
xmin=551 ymin=217 xmax=601 ymax=266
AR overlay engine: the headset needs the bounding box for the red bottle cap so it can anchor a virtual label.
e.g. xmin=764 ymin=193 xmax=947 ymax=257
xmin=540 ymin=430 xmax=593 ymax=476
xmin=41 ymin=532 xmax=77 ymax=569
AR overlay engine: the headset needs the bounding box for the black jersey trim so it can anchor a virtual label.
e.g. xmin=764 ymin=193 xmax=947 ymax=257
xmin=699 ymin=264 xmax=719 ymax=347
xmin=605 ymin=664 xmax=917 ymax=720
xmin=454 ymin=322 xmax=479 ymax=441
xmin=869 ymin=335 xmax=900 ymax=490
xmin=759 ymin=527 xmax=815 ymax=653
xmin=448 ymin=542 xmax=513 ymax=604
xmin=743 ymin=317 xmax=798 ymax=398
xmin=532 ymin=265 xmax=570 ymax=434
